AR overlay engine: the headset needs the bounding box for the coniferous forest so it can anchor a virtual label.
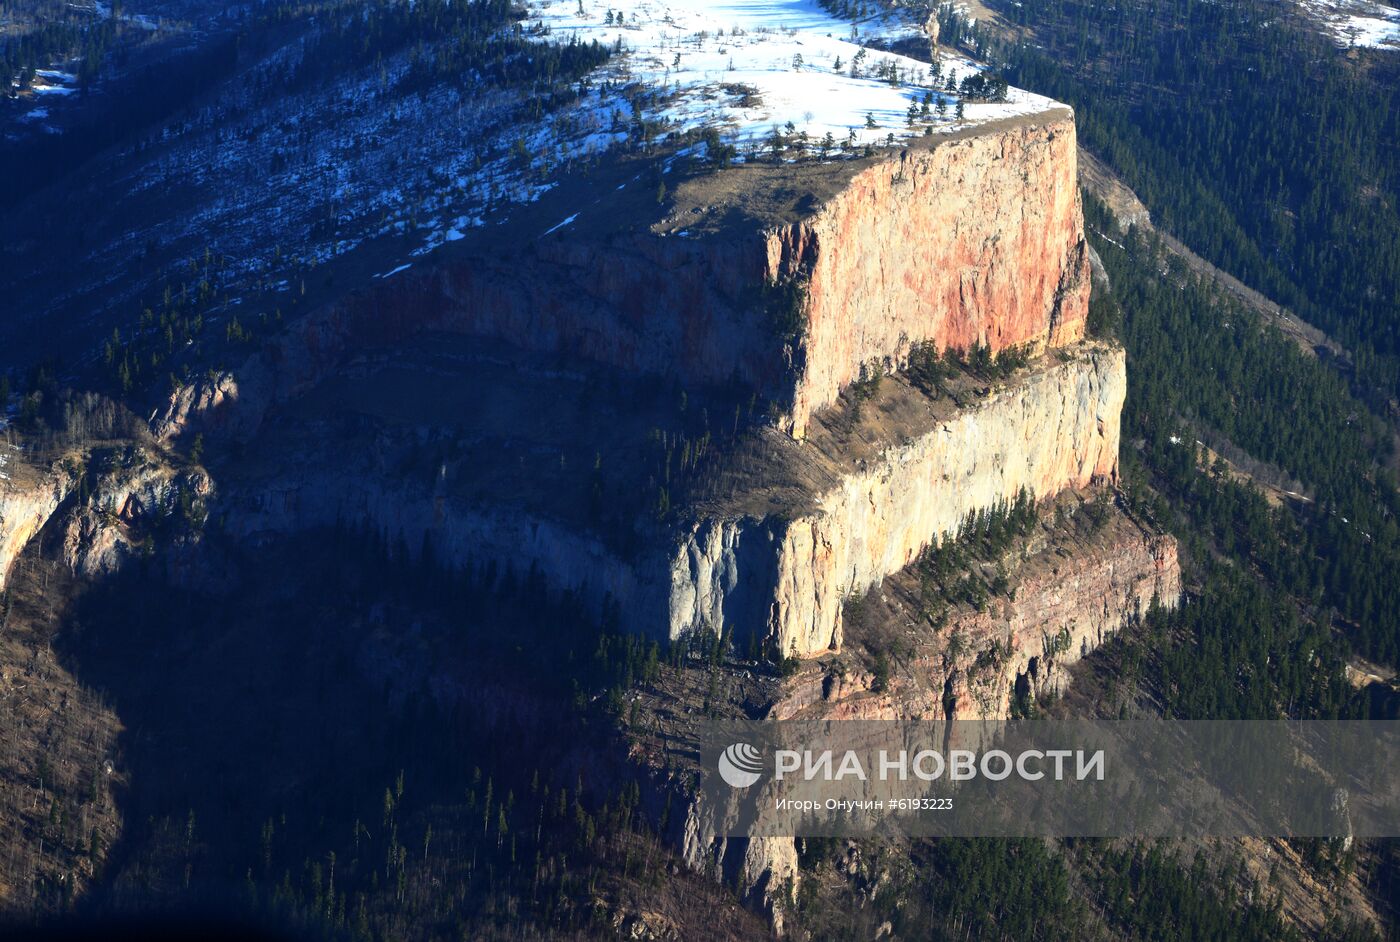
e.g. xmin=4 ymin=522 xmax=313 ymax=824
xmin=1088 ymin=203 xmax=1400 ymax=673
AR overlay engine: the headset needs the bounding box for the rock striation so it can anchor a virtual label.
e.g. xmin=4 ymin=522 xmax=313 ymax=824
xmin=773 ymin=504 xmax=1181 ymax=722
xmin=669 ymin=342 xmax=1122 ymax=655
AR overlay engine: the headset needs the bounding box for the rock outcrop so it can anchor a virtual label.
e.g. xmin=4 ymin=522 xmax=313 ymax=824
xmin=157 ymin=109 xmax=1089 ymax=442
xmin=56 ymin=453 xmax=212 ymax=582
xmin=0 ymin=446 xmax=211 ymax=592
xmin=773 ymin=506 xmax=1181 ymax=722
xmin=778 ymin=113 xmax=1088 ymax=433
xmin=0 ymin=463 xmax=72 ymax=592
xmin=671 ymin=342 xmax=1122 ymax=655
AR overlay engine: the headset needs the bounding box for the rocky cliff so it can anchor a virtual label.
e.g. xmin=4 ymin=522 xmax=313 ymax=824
xmin=0 ymin=445 xmax=210 ymax=593
xmin=774 ymin=500 xmax=1181 ymax=722
xmin=671 ymin=342 xmax=1122 ymax=655
xmin=156 ymin=110 xmax=1089 ymax=442
xmin=213 ymin=340 xmax=1120 ymax=660
xmin=0 ymin=462 xmax=71 ymax=593
xmin=778 ymin=111 xmax=1088 ymax=433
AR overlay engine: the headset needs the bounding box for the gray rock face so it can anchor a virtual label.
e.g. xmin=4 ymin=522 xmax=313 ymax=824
xmin=666 ymin=343 xmax=1125 ymax=655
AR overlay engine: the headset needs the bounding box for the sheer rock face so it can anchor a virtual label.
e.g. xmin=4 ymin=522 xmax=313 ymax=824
xmin=669 ymin=343 xmax=1124 ymax=656
xmin=678 ymin=790 xmax=799 ymax=934
xmin=942 ymin=527 xmax=1179 ymax=720
xmin=775 ymin=114 xmax=1089 ymax=434
xmin=155 ymin=111 xmax=1089 ymax=443
xmin=0 ymin=468 xmax=72 ymax=592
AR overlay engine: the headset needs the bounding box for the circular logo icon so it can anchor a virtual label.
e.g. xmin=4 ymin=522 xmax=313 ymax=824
xmin=718 ymin=742 xmax=765 ymax=788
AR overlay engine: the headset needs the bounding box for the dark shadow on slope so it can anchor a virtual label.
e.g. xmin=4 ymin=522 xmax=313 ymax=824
xmin=35 ymin=529 xmax=758 ymax=940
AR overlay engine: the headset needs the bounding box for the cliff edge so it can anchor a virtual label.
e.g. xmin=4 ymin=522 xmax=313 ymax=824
xmin=155 ymin=109 xmax=1089 ymax=443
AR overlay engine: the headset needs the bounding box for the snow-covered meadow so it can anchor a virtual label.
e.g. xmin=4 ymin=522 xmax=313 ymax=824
xmin=411 ymin=0 xmax=1057 ymax=253
xmin=530 ymin=0 xmax=1055 ymax=151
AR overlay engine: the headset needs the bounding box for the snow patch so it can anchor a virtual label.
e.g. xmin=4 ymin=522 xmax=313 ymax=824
xmin=1298 ymin=0 xmax=1400 ymax=48
xmin=542 ymin=213 xmax=581 ymax=235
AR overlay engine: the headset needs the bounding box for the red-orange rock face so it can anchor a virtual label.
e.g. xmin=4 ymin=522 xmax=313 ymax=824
xmin=441 ymin=110 xmax=1090 ymax=438
xmin=775 ymin=113 xmax=1089 ymax=433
